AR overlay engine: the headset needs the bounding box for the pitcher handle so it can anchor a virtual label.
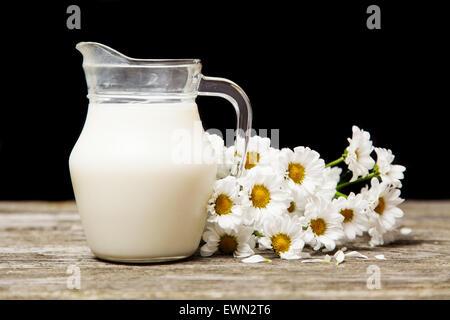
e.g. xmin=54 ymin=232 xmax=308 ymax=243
xmin=198 ymin=76 xmax=252 ymax=177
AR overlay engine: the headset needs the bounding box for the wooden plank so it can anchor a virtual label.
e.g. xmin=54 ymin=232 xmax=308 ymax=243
xmin=0 ymin=200 xmax=449 ymax=299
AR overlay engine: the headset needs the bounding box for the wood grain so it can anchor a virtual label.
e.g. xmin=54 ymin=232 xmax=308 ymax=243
xmin=0 ymin=200 xmax=449 ymax=299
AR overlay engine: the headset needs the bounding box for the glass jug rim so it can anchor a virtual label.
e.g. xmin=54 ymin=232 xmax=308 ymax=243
xmin=76 ymin=42 xmax=201 ymax=67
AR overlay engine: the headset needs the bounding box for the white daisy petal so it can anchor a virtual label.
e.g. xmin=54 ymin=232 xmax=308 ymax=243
xmin=200 ymin=243 xmax=217 ymax=257
xmin=375 ymin=254 xmax=386 ymax=260
xmin=280 ymin=252 xmax=302 ymax=260
xmin=234 ymin=243 xmax=255 ymax=258
xmin=241 ymin=255 xmax=271 ymax=263
xmin=400 ymin=227 xmax=412 ymax=235
xmin=345 ymin=251 xmax=369 ymax=259
xmin=302 ymin=258 xmax=329 ymax=264
xmin=334 ymin=250 xmax=345 ymax=265
xmin=258 ymin=237 xmax=272 ymax=250
xmin=204 ymin=132 xmax=233 ymax=179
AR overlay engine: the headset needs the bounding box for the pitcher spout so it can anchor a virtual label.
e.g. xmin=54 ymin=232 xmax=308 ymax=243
xmin=76 ymin=42 xmax=131 ymax=66
xmin=76 ymin=41 xmax=203 ymax=102
xmin=76 ymin=41 xmax=201 ymax=67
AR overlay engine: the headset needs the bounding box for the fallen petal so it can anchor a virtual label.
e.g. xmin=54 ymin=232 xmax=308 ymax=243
xmin=345 ymin=251 xmax=369 ymax=259
xmin=302 ymin=259 xmax=328 ymax=263
xmin=334 ymin=250 xmax=345 ymax=265
xmin=241 ymin=255 xmax=271 ymax=263
xmin=400 ymin=227 xmax=412 ymax=235
xmin=375 ymin=254 xmax=386 ymax=260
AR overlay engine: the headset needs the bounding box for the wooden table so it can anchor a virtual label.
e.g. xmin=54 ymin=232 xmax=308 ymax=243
xmin=0 ymin=201 xmax=449 ymax=299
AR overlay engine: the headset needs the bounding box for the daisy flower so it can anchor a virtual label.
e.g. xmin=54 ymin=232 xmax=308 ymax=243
xmin=278 ymin=146 xmax=326 ymax=198
xmin=200 ymin=223 xmax=255 ymax=258
xmin=332 ymin=192 xmax=370 ymax=240
xmin=282 ymin=168 xmax=337 ymax=217
xmin=207 ymin=176 xmax=251 ymax=231
xmin=258 ymin=215 xmax=305 ymax=259
xmin=284 ymin=187 xmax=307 ymax=217
xmin=375 ymin=147 xmax=406 ymax=187
xmin=239 ymin=166 xmax=291 ymax=228
xmin=361 ymin=178 xmax=404 ymax=246
xmin=303 ymin=196 xmax=344 ymax=251
xmin=345 ymin=126 xmax=375 ymax=182
xmin=233 ymin=135 xmax=273 ymax=173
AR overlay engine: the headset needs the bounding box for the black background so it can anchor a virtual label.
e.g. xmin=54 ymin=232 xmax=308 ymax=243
xmin=0 ymin=0 xmax=448 ymax=200
xmin=1 ymin=300 xmax=446 ymax=318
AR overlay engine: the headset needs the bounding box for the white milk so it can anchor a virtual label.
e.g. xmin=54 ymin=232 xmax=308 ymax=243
xmin=69 ymin=102 xmax=217 ymax=262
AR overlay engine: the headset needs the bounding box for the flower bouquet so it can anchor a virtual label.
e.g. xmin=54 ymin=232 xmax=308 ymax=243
xmin=201 ymin=126 xmax=406 ymax=262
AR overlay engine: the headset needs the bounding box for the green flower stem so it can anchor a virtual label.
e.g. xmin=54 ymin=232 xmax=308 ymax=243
xmin=334 ymin=191 xmax=348 ymax=199
xmin=336 ymin=172 xmax=379 ymax=190
xmin=325 ymin=156 xmax=345 ymax=168
xmin=253 ymin=230 xmax=265 ymax=237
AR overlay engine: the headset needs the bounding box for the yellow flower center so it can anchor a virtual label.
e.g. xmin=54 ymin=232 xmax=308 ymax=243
xmin=310 ymin=218 xmax=327 ymax=236
xmin=287 ymin=201 xmax=296 ymax=213
xmin=271 ymin=233 xmax=291 ymax=254
xmin=219 ymin=234 xmax=238 ymax=254
xmin=374 ymin=197 xmax=386 ymax=215
xmin=245 ymin=151 xmax=260 ymax=170
xmin=250 ymin=184 xmax=271 ymax=208
xmin=340 ymin=208 xmax=354 ymax=223
xmin=288 ymin=162 xmax=305 ymax=185
xmin=215 ymin=194 xmax=233 ymax=215
xmin=355 ymin=150 xmax=360 ymax=160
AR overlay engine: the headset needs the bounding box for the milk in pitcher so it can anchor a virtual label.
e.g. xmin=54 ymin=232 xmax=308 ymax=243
xmin=70 ymin=102 xmax=216 ymax=261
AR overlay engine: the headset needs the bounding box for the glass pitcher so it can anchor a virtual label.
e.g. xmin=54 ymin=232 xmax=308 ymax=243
xmin=70 ymin=42 xmax=252 ymax=263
